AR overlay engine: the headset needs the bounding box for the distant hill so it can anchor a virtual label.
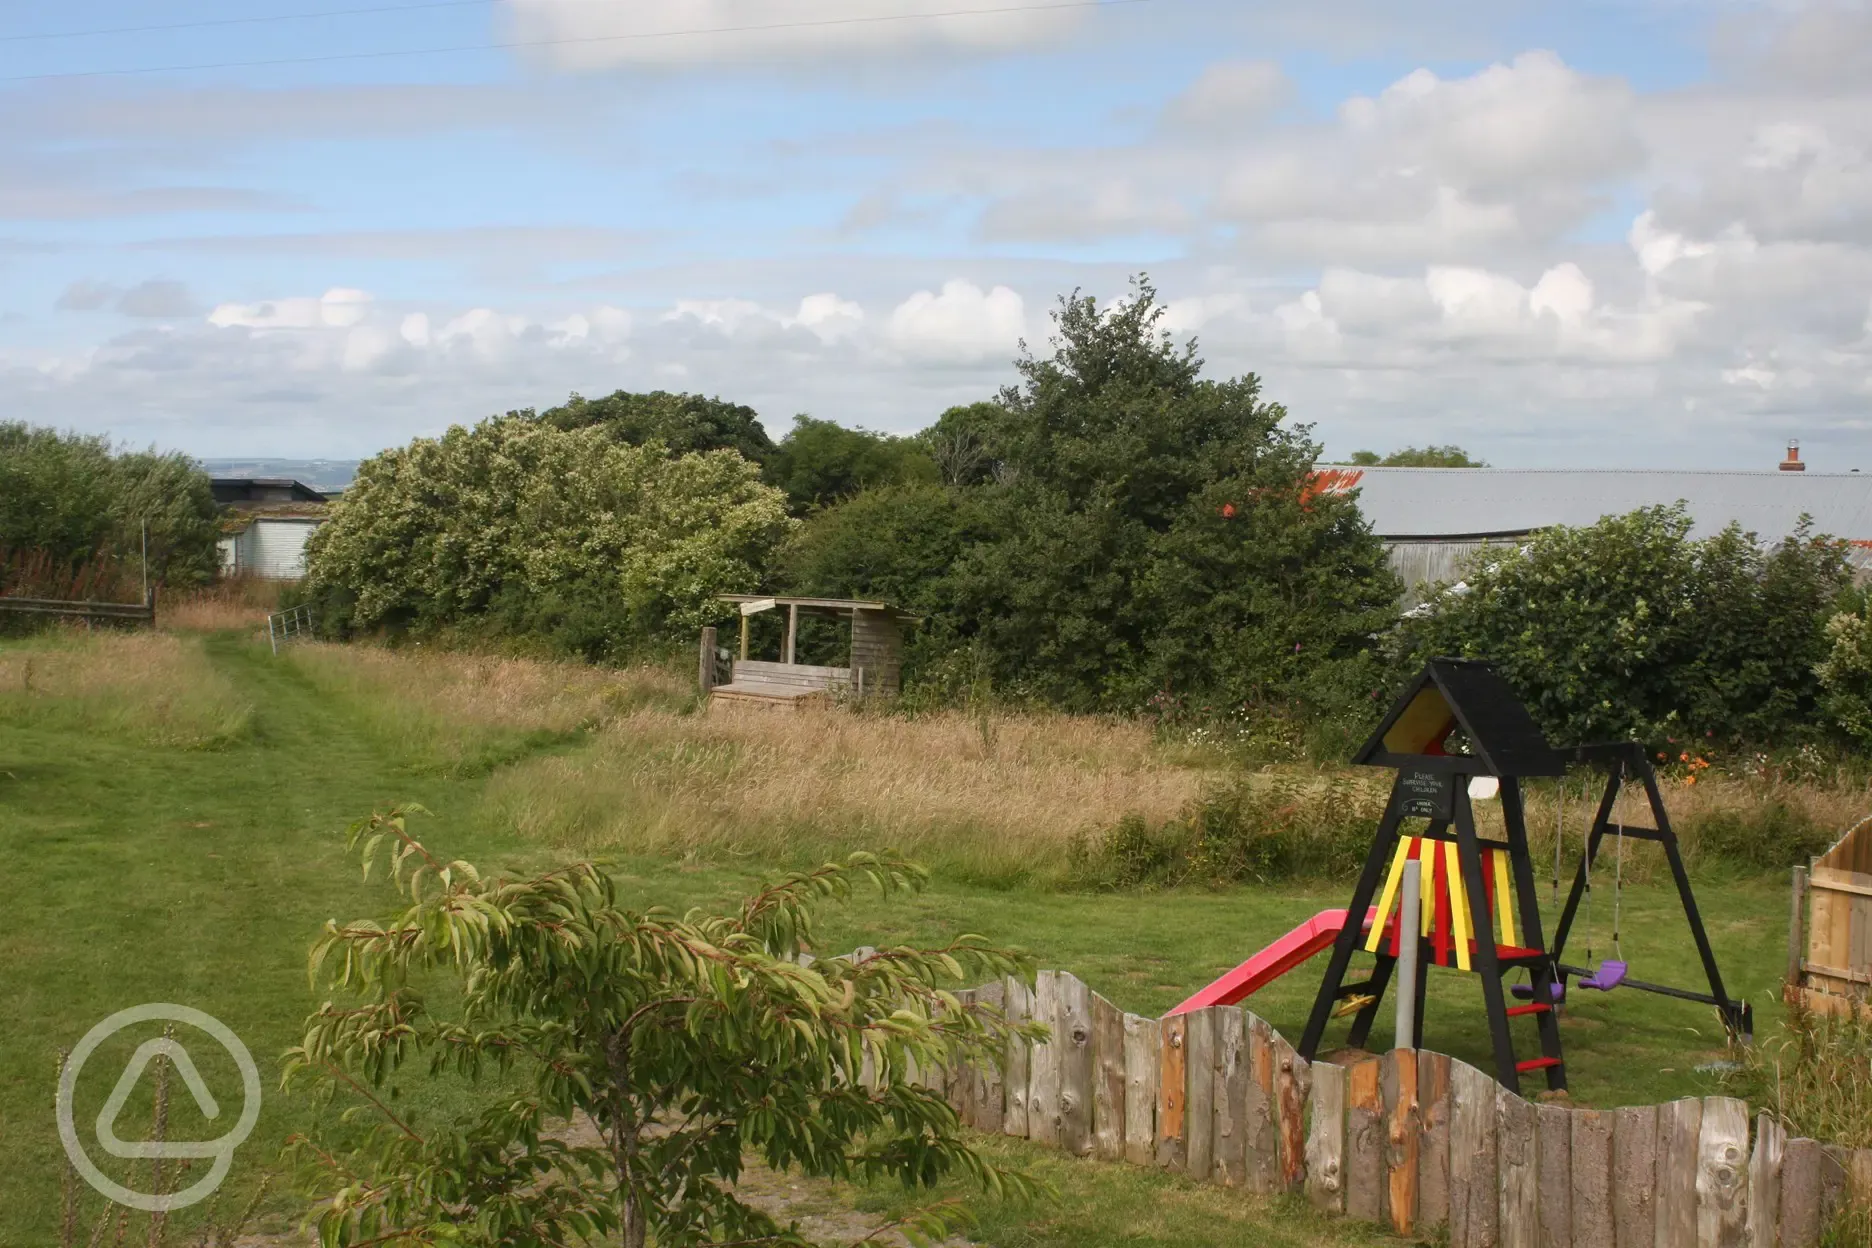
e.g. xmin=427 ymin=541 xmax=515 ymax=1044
xmin=197 ymin=458 xmax=359 ymax=493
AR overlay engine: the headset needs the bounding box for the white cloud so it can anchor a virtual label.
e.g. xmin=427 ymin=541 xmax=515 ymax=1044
xmin=886 ymin=279 xmax=1026 ymax=361
xmin=208 ymin=287 xmax=373 ymax=330
xmin=505 ymin=0 xmax=1083 ymax=70
xmin=1163 ymin=60 xmax=1291 ymax=129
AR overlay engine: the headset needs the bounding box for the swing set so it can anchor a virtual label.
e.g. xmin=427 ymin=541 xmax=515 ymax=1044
xmin=1181 ymin=658 xmax=1751 ymax=1093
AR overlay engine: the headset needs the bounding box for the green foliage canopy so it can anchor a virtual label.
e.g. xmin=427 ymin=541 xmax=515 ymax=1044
xmin=539 ymin=389 xmax=776 ymax=464
xmin=948 ymin=278 xmax=1400 ymax=710
xmin=287 ymin=809 xmax=1037 ymax=1248
xmin=0 ymin=422 xmax=220 ymax=589
xmin=763 ymin=415 xmax=939 ymax=512
xmin=300 ymin=415 xmax=795 ymax=658
xmin=1400 ymin=504 xmax=1851 ymax=745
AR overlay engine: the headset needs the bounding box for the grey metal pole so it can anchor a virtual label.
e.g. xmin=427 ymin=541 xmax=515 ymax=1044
xmin=1395 ymin=859 xmax=1422 ymax=1050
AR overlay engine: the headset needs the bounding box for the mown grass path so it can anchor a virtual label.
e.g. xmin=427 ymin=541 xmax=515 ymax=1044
xmin=0 ymin=632 xmax=536 ymax=1244
xmin=0 ymin=630 xmax=1797 ymax=1247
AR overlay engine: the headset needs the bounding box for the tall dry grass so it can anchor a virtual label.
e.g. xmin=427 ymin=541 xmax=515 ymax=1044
xmin=0 ymin=629 xmax=252 ymax=748
xmin=478 ymin=704 xmax=1207 ymax=881
xmin=159 ymin=576 xmax=284 ymax=633
xmin=285 ymin=642 xmax=692 ymax=774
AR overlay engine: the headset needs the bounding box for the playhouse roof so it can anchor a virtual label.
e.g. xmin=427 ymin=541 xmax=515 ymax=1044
xmin=1353 ymin=658 xmax=1565 ymax=777
xmin=717 ymin=594 xmax=918 ymax=619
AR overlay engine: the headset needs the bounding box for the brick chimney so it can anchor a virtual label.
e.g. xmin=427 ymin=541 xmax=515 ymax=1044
xmin=1780 ymin=439 xmax=1806 ymax=472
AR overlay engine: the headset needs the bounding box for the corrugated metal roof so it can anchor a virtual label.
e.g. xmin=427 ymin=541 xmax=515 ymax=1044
xmin=1332 ymin=467 xmax=1872 ymax=542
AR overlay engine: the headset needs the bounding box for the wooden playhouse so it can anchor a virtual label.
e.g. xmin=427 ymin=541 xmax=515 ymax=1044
xmin=699 ymin=594 xmax=911 ymax=709
xmin=1790 ymin=815 xmax=1872 ymax=1015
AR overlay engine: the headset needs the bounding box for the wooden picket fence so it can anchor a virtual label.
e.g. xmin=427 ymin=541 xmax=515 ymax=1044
xmin=938 ymin=971 xmax=1872 ymax=1248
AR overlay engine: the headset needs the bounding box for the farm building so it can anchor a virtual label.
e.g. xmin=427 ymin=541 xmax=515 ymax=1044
xmin=1325 ymin=445 xmax=1872 ymax=602
xmin=212 ymin=477 xmax=329 ymax=579
xmin=701 ymin=594 xmax=911 ymax=708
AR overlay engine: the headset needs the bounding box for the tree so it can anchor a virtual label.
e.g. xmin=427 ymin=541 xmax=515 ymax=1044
xmin=286 ymin=808 xmax=1039 ymax=1248
xmin=1346 ymin=445 xmax=1485 ymax=467
xmin=763 ymin=416 xmax=938 ymax=513
xmin=915 ymin=403 xmax=1008 ymax=487
xmin=540 ymin=390 xmax=776 ymax=465
xmin=1400 ymin=505 xmax=1851 ymax=745
xmin=300 ymin=416 xmax=795 ymax=659
xmin=952 ymin=276 xmax=1399 ymax=710
xmin=0 ymin=422 xmax=220 ymax=590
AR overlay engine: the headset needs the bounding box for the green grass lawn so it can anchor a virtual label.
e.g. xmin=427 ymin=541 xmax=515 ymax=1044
xmin=0 ymin=628 xmax=1794 ymax=1245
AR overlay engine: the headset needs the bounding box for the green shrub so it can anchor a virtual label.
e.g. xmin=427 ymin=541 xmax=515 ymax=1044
xmin=300 ymin=415 xmax=795 ymax=659
xmin=1401 ymin=505 xmax=1851 ymax=749
xmin=1070 ymin=772 xmax=1383 ymax=889
xmin=1680 ymin=801 xmax=1837 ymax=870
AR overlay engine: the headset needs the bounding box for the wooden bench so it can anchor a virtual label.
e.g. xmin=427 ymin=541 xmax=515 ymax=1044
xmin=709 ymin=660 xmax=860 ymax=709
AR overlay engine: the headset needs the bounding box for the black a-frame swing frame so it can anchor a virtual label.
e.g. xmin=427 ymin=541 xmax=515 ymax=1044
xmin=1297 ymin=658 xmax=1572 ymax=1094
xmin=1547 ymin=741 xmax=1752 ymax=1039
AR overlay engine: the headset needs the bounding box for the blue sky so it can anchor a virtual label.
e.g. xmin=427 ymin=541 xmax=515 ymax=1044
xmin=3 ymin=1 xmax=1870 ymax=468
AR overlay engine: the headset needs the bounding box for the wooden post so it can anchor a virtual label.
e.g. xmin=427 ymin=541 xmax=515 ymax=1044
xmin=784 ymin=602 xmax=798 ymax=664
xmin=1613 ymin=1105 xmax=1659 ymax=1248
xmin=1695 ymin=1097 xmax=1749 ymax=1248
xmin=1534 ymin=1102 xmax=1570 ymax=1248
xmin=1184 ymin=1008 xmax=1216 ymax=1181
xmin=1215 ymin=1007 xmax=1247 ymax=1186
xmin=1057 ymin=973 xmax=1094 ymax=1157
xmin=1002 ymin=976 xmax=1031 ymax=1139
xmin=1246 ymin=1014 xmax=1280 ymax=1194
xmin=1573 ymin=1109 xmax=1615 ymax=1248
xmin=1657 ymin=1097 xmax=1703 ymax=1247
xmin=1347 ymin=1057 xmax=1385 ymax=1223
xmin=1092 ymin=992 xmax=1126 ymax=1162
xmin=1746 ymin=1113 xmax=1783 ymax=1248
xmin=1028 ymin=971 xmax=1062 ymax=1147
xmin=1449 ymin=1061 xmax=1499 ymax=1248
xmin=1306 ymin=1060 xmax=1347 ymax=1215
xmin=739 ymin=613 xmax=750 ymax=660
xmin=1497 ymin=1086 xmax=1538 ymax=1248
xmin=1157 ymin=1012 xmax=1187 ymax=1170
xmin=1385 ymin=1049 xmax=1421 ymax=1236
xmin=1276 ymin=1037 xmax=1311 ymax=1191
xmin=1777 ymin=1138 xmax=1822 ymax=1248
xmin=1418 ymin=1051 xmax=1454 ymax=1234
xmin=1122 ymin=1014 xmax=1159 ymax=1167
xmin=1789 ymin=865 xmax=1809 ymax=988
xmin=974 ymin=980 xmax=1005 ymax=1135
xmin=698 ymin=626 xmax=716 ymax=694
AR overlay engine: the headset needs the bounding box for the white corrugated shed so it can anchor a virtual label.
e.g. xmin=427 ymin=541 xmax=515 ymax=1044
xmin=223 ymin=518 xmax=322 ymax=579
xmin=1336 ymin=467 xmax=1872 ymax=542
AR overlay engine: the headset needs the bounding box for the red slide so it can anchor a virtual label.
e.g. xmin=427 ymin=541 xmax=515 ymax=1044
xmin=1166 ymin=908 xmax=1378 ymax=1016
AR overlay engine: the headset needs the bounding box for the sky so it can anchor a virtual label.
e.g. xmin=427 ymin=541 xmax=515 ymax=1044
xmin=2 ymin=0 xmax=1870 ymax=468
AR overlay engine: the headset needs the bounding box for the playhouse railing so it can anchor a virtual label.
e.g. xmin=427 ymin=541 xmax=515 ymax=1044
xmin=925 ymin=970 xmax=1868 ymax=1248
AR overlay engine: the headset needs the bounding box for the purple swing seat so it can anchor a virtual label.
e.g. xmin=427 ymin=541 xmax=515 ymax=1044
xmin=1576 ymin=959 xmax=1628 ymax=991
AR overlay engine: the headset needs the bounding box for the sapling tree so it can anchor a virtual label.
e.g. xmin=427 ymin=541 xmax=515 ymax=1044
xmin=286 ymin=808 xmax=1040 ymax=1247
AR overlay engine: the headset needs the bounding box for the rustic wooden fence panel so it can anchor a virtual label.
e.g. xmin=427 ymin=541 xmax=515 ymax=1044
xmin=1091 ymin=991 xmax=1125 ymax=1163
xmin=1345 ymin=1057 xmax=1384 ymax=1223
xmin=1214 ymin=1007 xmax=1248 ymax=1187
xmin=936 ymin=975 xmax=1866 ymax=1248
xmin=1384 ymin=1049 xmax=1420 ymax=1237
xmin=1057 ymin=973 xmax=1094 ymax=1157
xmin=1121 ymin=1013 xmax=1157 ymax=1167
xmin=1305 ymin=1060 xmax=1347 ymax=1215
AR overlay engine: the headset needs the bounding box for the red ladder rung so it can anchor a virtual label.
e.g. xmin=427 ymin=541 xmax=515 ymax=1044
xmin=1515 ymin=1056 xmax=1563 ymax=1073
xmin=1505 ymin=1003 xmax=1552 ymax=1018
